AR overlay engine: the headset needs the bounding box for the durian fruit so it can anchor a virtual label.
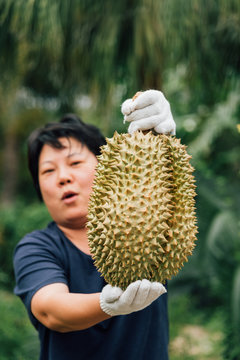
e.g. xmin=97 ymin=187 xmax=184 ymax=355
xmin=87 ymin=131 xmax=197 ymax=290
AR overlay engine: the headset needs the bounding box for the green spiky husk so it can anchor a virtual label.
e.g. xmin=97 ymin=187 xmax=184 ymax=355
xmin=87 ymin=131 xmax=197 ymax=290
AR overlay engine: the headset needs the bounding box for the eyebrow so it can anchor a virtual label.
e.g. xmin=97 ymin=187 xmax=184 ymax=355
xmin=39 ymin=149 xmax=85 ymax=167
xmin=39 ymin=160 xmax=54 ymax=166
xmin=67 ymin=152 xmax=84 ymax=158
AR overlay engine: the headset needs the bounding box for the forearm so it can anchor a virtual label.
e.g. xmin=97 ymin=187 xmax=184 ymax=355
xmin=47 ymin=293 xmax=111 ymax=332
xmin=31 ymin=285 xmax=111 ymax=332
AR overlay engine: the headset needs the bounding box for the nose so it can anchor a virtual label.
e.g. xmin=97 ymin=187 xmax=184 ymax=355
xmin=59 ymin=178 xmax=71 ymax=186
xmin=58 ymin=169 xmax=73 ymax=186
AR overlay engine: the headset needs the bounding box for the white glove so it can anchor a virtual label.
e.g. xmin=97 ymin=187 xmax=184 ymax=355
xmin=100 ymin=279 xmax=167 ymax=316
xmin=121 ymin=89 xmax=176 ymax=135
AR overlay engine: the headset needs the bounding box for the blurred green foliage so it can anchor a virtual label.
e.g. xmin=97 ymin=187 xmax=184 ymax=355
xmin=0 ymin=0 xmax=240 ymax=358
xmin=0 ymin=290 xmax=39 ymax=360
xmin=169 ymin=293 xmax=224 ymax=359
xmin=0 ymin=202 xmax=51 ymax=290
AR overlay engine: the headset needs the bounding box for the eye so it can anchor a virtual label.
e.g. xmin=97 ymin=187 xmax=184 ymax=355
xmin=71 ymin=161 xmax=82 ymax=166
xmin=42 ymin=168 xmax=54 ymax=174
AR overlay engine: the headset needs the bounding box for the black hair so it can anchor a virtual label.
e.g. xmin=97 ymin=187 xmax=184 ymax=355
xmin=27 ymin=113 xmax=106 ymax=200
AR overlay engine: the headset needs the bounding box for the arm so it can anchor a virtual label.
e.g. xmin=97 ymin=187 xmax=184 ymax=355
xmin=31 ymin=283 xmax=111 ymax=333
xmin=31 ymin=280 xmax=167 ymax=333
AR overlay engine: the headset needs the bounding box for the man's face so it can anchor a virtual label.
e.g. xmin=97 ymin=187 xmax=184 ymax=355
xmin=38 ymin=137 xmax=98 ymax=228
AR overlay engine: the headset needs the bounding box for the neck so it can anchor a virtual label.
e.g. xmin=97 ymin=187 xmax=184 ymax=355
xmin=58 ymin=224 xmax=91 ymax=255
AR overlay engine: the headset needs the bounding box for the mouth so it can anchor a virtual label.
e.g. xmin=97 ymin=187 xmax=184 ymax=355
xmin=61 ymin=191 xmax=78 ymax=202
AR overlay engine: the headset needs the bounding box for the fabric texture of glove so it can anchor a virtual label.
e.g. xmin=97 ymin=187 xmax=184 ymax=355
xmin=121 ymin=89 xmax=176 ymax=135
xmin=100 ymin=279 xmax=167 ymax=316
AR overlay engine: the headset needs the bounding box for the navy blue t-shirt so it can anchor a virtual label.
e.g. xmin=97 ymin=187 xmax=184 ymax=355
xmin=13 ymin=222 xmax=169 ymax=360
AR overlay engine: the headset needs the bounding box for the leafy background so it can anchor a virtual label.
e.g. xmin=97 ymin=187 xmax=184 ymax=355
xmin=0 ymin=1 xmax=239 ymax=359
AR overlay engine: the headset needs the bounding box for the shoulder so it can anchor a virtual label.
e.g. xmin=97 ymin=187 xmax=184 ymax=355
xmin=13 ymin=221 xmax=69 ymax=291
xmin=16 ymin=221 xmax=60 ymax=249
xmin=13 ymin=222 xmax=69 ymax=323
xmin=13 ymin=222 xmax=65 ymax=265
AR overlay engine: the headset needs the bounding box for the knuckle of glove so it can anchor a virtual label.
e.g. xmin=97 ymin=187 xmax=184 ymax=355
xmin=152 ymin=283 xmax=167 ymax=297
xmin=128 ymin=122 xmax=139 ymax=135
xmin=101 ymin=284 xmax=112 ymax=297
xmin=121 ymin=99 xmax=134 ymax=116
xmin=145 ymin=89 xmax=162 ymax=104
xmin=102 ymin=285 xmax=122 ymax=302
xmin=154 ymin=119 xmax=175 ymax=134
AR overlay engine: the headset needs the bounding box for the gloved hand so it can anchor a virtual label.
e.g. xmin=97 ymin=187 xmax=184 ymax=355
xmin=100 ymin=279 xmax=167 ymax=316
xmin=121 ymin=89 xmax=176 ymax=135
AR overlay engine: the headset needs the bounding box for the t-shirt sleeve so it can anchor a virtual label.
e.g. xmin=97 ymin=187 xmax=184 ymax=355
xmin=13 ymin=231 xmax=68 ymax=325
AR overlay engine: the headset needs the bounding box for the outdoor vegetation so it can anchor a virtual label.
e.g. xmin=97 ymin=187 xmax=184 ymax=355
xmin=0 ymin=0 xmax=239 ymax=359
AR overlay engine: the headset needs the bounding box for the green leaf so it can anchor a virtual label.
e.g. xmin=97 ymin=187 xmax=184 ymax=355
xmin=232 ymin=266 xmax=240 ymax=334
xmin=188 ymin=91 xmax=239 ymax=160
xmin=207 ymin=210 xmax=238 ymax=261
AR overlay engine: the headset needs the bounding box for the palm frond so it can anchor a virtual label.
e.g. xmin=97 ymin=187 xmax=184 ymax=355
xmin=188 ymin=90 xmax=240 ymax=159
